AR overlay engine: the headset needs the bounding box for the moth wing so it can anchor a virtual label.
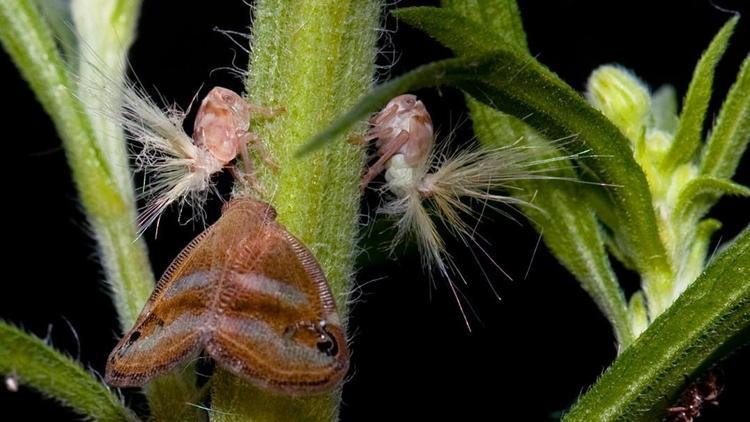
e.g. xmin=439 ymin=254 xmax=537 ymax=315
xmin=105 ymin=224 xmax=221 ymax=387
xmin=205 ymin=205 xmax=349 ymax=394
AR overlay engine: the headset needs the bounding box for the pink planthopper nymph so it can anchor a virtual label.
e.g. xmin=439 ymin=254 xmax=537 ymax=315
xmin=359 ymin=94 xmax=590 ymax=328
xmin=119 ymin=82 xmax=280 ymax=232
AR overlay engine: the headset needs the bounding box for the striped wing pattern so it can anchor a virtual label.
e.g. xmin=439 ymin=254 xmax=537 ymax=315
xmin=105 ymin=198 xmax=349 ymax=394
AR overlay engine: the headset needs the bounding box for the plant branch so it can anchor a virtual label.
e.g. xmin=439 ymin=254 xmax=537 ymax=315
xmin=0 ymin=1 xmax=200 ymax=419
xmin=210 ymin=1 xmax=380 ymax=420
xmin=563 ymin=228 xmax=750 ymax=421
xmin=0 ymin=322 xmax=138 ymax=422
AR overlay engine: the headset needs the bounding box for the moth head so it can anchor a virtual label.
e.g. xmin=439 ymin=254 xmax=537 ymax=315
xmin=221 ymin=197 xmax=277 ymax=220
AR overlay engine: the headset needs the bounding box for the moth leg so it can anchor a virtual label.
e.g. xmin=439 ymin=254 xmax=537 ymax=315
xmin=360 ymin=129 xmax=411 ymax=191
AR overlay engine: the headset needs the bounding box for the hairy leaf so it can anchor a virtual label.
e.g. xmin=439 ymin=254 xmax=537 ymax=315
xmin=0 ymin=322 xmax=137 ymax=421
xmin=564 ymin=228 xmax=750 ymax=421
xmin=665 ymin=17 xmax=738 ymax=169
xmin=701 ymin=54 xmax=750 ymax=179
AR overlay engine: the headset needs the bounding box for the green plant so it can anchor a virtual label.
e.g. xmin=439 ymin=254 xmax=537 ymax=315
xmin=1 ymin=1 xmax=747 ymax=421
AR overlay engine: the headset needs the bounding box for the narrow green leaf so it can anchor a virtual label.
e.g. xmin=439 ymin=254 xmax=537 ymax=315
xmin=299 ymin=50 xmax=672 ymax=309
xmin=0 ymin=1 xmax=199 ymax=418
xmin=0 ymin=322 xmax=138 ymax=421
xmin=563 ymin=228 xmax=750 ymax=421
xmin=673 ymin=218 xmax=723 ymax=298
xmin=673 ymin=176 xmax=750 ymax=223
xmin=431 ymin=1 xmax=632 ymax=346
xmin=393 ymin=7 xmax=521 ymax=55
xmin=650 ymin=85 xmax=679 ymax=133
xmin=33 ymin=0 xmax=77 ymax=63
xmin=468 ymin=100 xmax=633 ymax=347
xmin=664 ymin=17 xmax=738 ymax=169
xmin=701 ymin=54 xmax=750 ymax=179
xmin=0 ymin=0 xmax=155 ymax=331
xmin=628 ymin=292 xmax=648 ymax=337
xmin=441 ymin=0 xmax=527 ymax=49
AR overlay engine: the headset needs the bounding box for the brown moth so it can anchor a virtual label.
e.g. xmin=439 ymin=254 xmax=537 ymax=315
xmin=106 ymin=198 xmax=349 ymax=394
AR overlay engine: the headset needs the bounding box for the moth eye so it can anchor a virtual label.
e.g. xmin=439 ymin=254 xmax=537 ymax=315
xmin=316 ymin=327 xmax=338 ymax=357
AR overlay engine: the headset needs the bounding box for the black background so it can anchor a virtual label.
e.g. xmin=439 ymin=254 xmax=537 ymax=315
xmin=2 ymin=0 xmax=749 ymax=420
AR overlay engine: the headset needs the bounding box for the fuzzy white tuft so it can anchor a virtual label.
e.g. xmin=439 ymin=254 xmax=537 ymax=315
xmin=380 ymin=141 xmax=587 ymax=285
xmin=117 ymin=82 xmax=224 ymax=233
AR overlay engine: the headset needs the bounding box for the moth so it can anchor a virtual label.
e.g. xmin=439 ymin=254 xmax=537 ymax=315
xmin=106 ymin=198 xmax=349 ymax=394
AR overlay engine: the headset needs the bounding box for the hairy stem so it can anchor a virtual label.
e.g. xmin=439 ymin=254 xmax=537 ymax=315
xmin=211 ymin=1 xmax=380 ymax=421
xmin=0 ymin=1 xmax=198 ymax=419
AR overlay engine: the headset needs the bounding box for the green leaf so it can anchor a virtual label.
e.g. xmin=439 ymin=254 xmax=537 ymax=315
xmin=441 ymin=0 xmax=527 ymax=49
xmin=0 ymin=1 xmax=202 ymax=418
xmin=393 ymin=7 xmax=521 ymax=55
xmin=0 ymin=322 xmax=138 ymax=421
xmin=628 ymin=292 xmax=648 ymax=337
xmin=299 ymin=45 xmax=672 ymax=314
xmin=468 ymin=100 xmax=634 ymax=347
xmin=650 ymin=85 xmax=679 ymax=133
xmin=430 ymin=1 xmax=632 ymax=346
xmin=701 ymin=54 xmax=750 ymax=179
xmin=674 ymin=218 xmax=723 ymax=297
xmin=664 ymin=17 xmax=738 ymax=169
xmin=673 ymin=176 xmax=750 ymax=224
xmin=33 ymin=0 xmax=77 ymax=63
xmin=563 ymin=227 xmax=750 ymax=421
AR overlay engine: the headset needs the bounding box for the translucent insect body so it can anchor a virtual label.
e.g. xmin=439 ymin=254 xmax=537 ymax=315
xmin=125 ymin=84 xmax=276 ymax=231
xmin=361 ymin=94 xmax=579 ymax=327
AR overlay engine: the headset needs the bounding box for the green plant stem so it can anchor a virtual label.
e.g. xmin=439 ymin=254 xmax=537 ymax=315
xmin=0 ymin=0 xmax=154 ymax=333
xmin=0 ymin=1 xmax=199 ymax=420
xmin=0 ymin=322 xmax=138 ymax=422
xmin=563 ymin=228 xmax=750 ymax=421
xmin=210 ymin=1 xmax=380 ymax=421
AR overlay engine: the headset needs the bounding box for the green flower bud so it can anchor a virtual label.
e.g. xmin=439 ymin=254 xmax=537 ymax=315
xmin=586 ymin=65 xmax=651 ymax=144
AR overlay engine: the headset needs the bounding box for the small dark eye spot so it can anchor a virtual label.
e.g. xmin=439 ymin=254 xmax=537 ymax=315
xmin=127 ymin=331 xmax=141 ymax=345
xmin=316 ymin=327 xmax=339 ymax=357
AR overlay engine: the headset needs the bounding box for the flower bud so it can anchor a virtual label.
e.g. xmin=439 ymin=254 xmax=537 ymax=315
xmin=586 ymin=65 xmax=651 ymax=144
